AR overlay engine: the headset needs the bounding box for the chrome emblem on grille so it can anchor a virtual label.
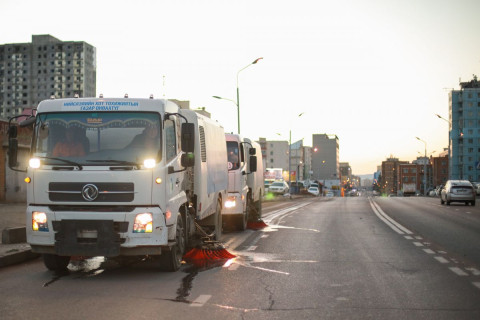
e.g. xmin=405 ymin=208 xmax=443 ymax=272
xmin=82 ymin=184 xmax=99 ymax=201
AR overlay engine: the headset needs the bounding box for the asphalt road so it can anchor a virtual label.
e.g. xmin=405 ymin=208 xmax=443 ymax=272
xmin=1 ymin=196 xmax=480 ymax=319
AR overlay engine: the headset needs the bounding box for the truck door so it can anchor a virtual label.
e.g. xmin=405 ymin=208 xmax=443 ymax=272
xmin=164 ymin=117 xmax=183 ymax=214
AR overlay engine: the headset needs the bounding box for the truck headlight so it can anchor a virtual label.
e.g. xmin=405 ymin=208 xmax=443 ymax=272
xmin=29 ymin=158 xmax=41 ymax=169
xmin=143 ymin=159 xmax=156 ymax=169
xmin=32 ymin=211 xmax=49 ymax=232
xmin=133 ymin=213 xmax=153 ymax=233
xmin=225 ymin=196 xmax=236 ymax=208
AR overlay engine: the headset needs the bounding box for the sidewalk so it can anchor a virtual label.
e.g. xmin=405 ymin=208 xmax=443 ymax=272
xmin=0 ymin=203 xmax=39 ymax=267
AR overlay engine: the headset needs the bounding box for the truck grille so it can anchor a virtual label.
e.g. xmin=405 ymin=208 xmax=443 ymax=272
xmin=48 ymin=182 xmax=135 ymax=202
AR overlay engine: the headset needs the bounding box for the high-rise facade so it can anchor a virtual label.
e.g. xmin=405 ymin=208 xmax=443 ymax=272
xmin=311 ymin=134 xmax=339 ymax=181
xmin=0 ymin=34 xmax=96 ymax=118
xmin=449 ymin=76 xmax=480 ymax=180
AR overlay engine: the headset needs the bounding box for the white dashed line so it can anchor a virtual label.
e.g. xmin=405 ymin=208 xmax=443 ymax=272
xmin=434 ymin=256 xmax=449 ymax=264
xmin=246 ymin=246 xmax=257 ymax=251
xmin=423 ymin=249 xmax=435 ymax=254
xmin=261 ymin=235 xmax=269 ymax=238
xmin=415 ymin=236 xmax=423 ymax=240
xmin=413 ymin=242 xmax=424 ymax=247
xmin=466 ymin=267 xmax=480 ymax=276
xmin=404 ymin=236 xmax=413 ymax=240
xmin=190 ymin=295 xmax=211 ymax=307
xmin=449 ymin=267 xmax=469 ymax=276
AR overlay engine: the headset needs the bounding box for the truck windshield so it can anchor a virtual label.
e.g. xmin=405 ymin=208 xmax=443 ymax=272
xmin=227 ymin=141 xmax=240 ymax=171
xmin=32 ymin=112 xmax=161 ymax=165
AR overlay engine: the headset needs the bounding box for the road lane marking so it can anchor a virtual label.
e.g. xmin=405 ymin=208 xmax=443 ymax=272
xmin=473 ymin=282 xmax=480 ymax=290
xmin=369 ymin=199 xmax=413 ymax=234
xmin=423 ymin=249 xmax=435 ymax=254
xmin=449 ymin=267 xmax=468 ymax=276
xmin=191 ymin=295 xmax=211 ymax=307
xmin=413 ymin=242 xmax=424 ymax=247
xmin=404 ymin=236 xmax=413 ymax=239
xmin=227 ymin=263 xmax=240 ymax=271
xmin=434 ymin=256 xmax=449 ymax=264
xmin=466 ymin=267 xmax=480 ymax=276
xmin=246 ymin=246 xmax=257 ymax=251
xmin=415 ymin=236 xmax=423 ymax=240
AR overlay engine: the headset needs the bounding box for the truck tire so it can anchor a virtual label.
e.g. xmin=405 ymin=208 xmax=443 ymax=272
xmin=235 ymin=198 xmax=248 ymax=231
xmin=160 ymin=215 xmax=185 ymax=272
xmin=213 ymin=199 xmax=222 ymax=240
xmin=43 ymin=254 xmax=70 ymax=271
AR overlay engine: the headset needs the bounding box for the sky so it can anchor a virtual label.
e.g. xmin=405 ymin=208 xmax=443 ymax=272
xmin=2 ymin=0 xmax=480 ymax=174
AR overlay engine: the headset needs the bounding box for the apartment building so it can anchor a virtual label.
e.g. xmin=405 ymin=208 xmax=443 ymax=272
xmin=449 ymin=75 xmax=480 ymax=180
xmin=0 ymin=34 xmax=96 ymax=118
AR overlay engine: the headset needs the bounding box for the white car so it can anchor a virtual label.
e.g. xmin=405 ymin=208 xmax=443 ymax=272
xmin=307 ymin=186 xmax=319 ymax=196
xmin=268 ymin=181 xmax=289 ymax=195
xmin=326 ymin=191 xmax=334 ymax=197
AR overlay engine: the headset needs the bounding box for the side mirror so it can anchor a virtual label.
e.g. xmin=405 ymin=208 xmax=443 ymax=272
xmin=181 ymin=123 xmax=195 ymax=153
xmin=249 ymin=155 xmax=257 ymax=172
xmin=181 ymin=152 xmax=195 ymax=168
xmin=8 ymin=138 xmax=18 ymax=168
xmin=19 ymin=117 xmax=36 ymax=127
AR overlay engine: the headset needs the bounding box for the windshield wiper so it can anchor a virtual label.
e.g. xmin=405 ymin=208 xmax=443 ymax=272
xmin=86 ymin=160 xmax=140 ymax=168
xmin=36 ymin=156 xmax=83 ymax=170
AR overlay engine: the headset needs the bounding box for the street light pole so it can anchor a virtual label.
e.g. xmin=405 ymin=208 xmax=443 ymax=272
xmin=416 ymin=137 xmax=428 ymax=195
xmin=435 ymin=113 xmax=452 ymax=179
xmin=213 ymin=58 xmax=262 ymax=134
xmin=236 ymin=57 xmax=263 ymax=134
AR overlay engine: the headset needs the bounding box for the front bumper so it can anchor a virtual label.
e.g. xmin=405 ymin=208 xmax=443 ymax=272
xmin=26 ymin=205 xmax=169 ymax=257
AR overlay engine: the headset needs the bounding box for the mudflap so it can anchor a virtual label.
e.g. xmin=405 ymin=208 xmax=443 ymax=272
xmin=54 ymin=220 xmax=121 ymax=257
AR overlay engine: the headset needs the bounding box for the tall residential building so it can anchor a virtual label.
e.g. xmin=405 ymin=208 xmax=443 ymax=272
xmin=311 ymin=134 xmax=339 ymax=181
xmin=449 ymin=75 xmax=480 ymax=180
xmin=0 ymin=34 xmax=96 ymax=118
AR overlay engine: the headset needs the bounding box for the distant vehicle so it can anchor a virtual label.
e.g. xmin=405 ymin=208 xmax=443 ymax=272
xmin=310 ymin=183 xmax=319 ymax=189
xmin=268 ymin=181 xmax=289 ymax=195
xmin=326 ymin=191 xmax=334 ymax=197
xmin=307 ymin=186 xmax=319 ymax=196
xmin=440 ymin=180 xmax=475 ymax=206
xmin=402 ymin=183 xmax=416 ymax=197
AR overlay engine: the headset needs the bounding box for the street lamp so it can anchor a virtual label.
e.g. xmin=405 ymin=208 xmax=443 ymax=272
xmin=416 ymin=137 xmax=428 ymax=195
xmin=213 ymin=57 xmax=263 ymax=134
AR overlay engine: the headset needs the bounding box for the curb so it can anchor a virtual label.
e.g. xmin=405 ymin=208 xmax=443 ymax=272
xmin=0 ymin=243 xmax=40 ymax=268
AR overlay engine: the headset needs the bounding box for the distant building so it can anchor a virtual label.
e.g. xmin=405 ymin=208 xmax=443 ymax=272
xmin=381 ymin=157 xmax=407 ymax=195
xmin=0 ymin=34 xmax=96 ymax=119
xmin=312 ymin=134 xmax=339 ymax=181
xmin=432 ymin=153 xmax=449 ymax=187
xmin=258 ymin=138 xmax=289 ymax=173
xmin=449 ymin=75 xmax=480 ymax=180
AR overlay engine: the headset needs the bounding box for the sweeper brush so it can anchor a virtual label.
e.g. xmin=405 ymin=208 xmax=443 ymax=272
xmin=182 ymin=222 xmax=236 ymax=267
xmin=247 ymin=219 xmax=268 ymax=230
xmin=183 ymin=241 xmax=236 ymax=268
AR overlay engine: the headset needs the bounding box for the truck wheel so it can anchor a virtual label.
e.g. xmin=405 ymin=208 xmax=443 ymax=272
xmin=43 ymin=254 xmax=70 ymax=271
xmin=251 ymin=199 xmax=262 ymax=221
xmin=160 ymin=215 xmax=185 ymax=272
xmin=235 ymin=197 xmax=248 ymax=231
xmin=213 ymin=199 xmax=222 ymax=240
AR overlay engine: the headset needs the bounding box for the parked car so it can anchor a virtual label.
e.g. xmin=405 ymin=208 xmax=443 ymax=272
xmin=268 ymin=181 xmax=289 ymax=195
xmin=471 ymin=182 xmax=480 ymax=195
xmin=440 ymin=180 xmax=476 ymax=206
xmin=326 ymin=191 xmax=334 ymax=197
xmin=307 ymin=186 xmax=320 ymax=196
